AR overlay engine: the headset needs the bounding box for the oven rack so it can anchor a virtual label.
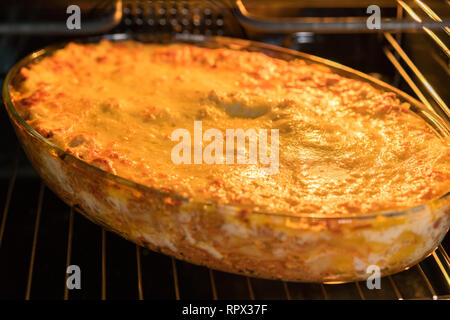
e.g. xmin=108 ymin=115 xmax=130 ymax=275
xmin=233 ymin=0 xmax=449 ymax=33
xmin=1 ymin=0 xmax=448 ymax=36
xmin=0 ymin=147 xmax=448 ymax=300
xmin=382 ymin=1 xmax=449 ymax=128
xmin=120 ymin=1 xmax=450 ymax=34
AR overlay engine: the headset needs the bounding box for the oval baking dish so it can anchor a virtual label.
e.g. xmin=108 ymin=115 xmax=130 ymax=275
xmin=3 ymin=34 xmax=449 ymax=283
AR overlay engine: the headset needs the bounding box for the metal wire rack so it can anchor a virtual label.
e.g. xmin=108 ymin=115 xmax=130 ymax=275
xmin=0 ymin=0 xmax=449 ymax=300
xmin=0 ymin=152 xmax=448 ymax=300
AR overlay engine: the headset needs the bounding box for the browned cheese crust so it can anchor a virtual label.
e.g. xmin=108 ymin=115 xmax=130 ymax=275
xmin=12 ymin=40 xmax=450 ymax=217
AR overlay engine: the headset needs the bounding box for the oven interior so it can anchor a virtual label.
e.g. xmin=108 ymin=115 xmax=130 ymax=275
xmin=0 ymin=0 xmax=449 ymax=300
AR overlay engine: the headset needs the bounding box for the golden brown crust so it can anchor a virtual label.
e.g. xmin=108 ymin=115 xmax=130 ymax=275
xmin=11 ymin=40 xmax=450 ymax=217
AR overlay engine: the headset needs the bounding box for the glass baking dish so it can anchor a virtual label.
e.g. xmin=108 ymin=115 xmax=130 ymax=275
xmin=3 ymin=34 xmax=449 ymax=283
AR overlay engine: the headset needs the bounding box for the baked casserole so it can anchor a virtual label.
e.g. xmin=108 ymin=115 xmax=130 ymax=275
xmin=4 ymin=37 xmax=450 ymax=282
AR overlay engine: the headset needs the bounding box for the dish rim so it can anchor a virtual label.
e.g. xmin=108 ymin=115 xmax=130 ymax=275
xmin=3 ymin=33 xmax=449 ymax=221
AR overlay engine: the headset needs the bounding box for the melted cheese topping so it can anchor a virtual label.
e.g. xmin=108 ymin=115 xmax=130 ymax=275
xmin=12 ymin=40 xmax=450 ymax=216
